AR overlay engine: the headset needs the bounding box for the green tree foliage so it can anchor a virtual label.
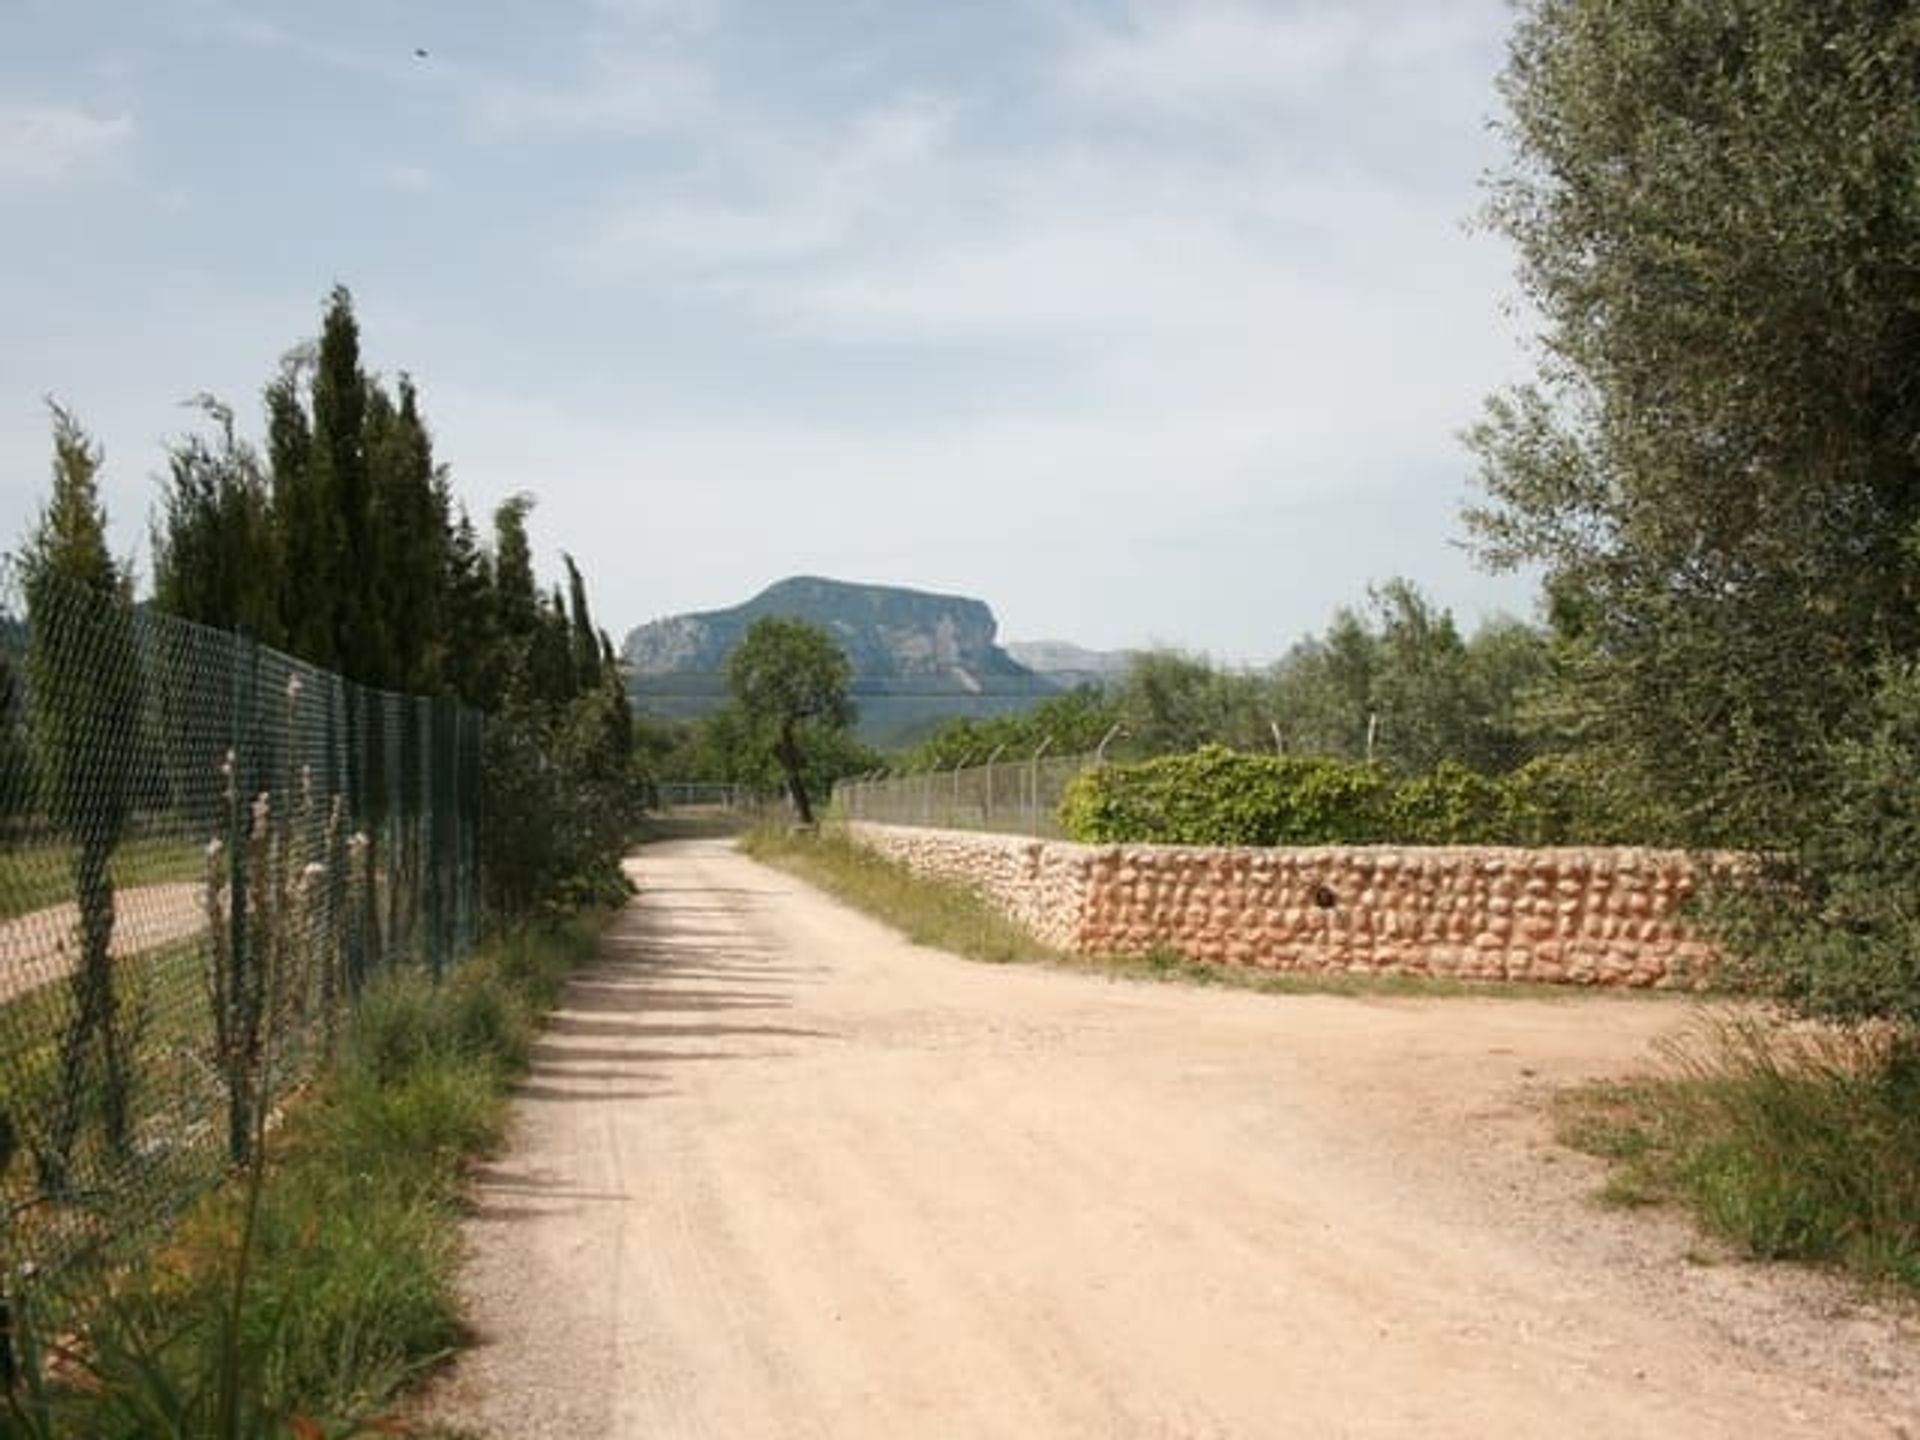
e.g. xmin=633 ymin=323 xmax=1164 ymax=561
xmin=443 ymin=506 xmax=498 ymax=709
xmin=905 ymin=685 xmax=1121 ymax=771
xmin=1468 ymin=0 xmax=1920 ymax=845
xmin=726 ymin=617 xmax=855 ymax=825
xmin=369 ymin=377 xmax=449 ymax=693
xmin=1269 ymin=582 xmax=1550 ymax=773
xmin=1716 ymin=666 xmax=1920 ymax=1025
xmin=901 ymin=583 xmax=1548 ymax=780
xmin=266 ymin=353 xmax=332 ymax=668
xmin=311 ymin=286 xmax=382 ymax=688
xmin=1269 ymin=608 xmax=1377 ymax=760
xmin=480 ymin=677 xmax=635 ymax=917
xmin=19 ymin=403 xmax=143 ymax=1184
xmin=1116 ymin=650 xmax=1270 ymax=755
xmin=152 ymin=396 xmax=282 ymax=643
xmin=564 ymin=555 xmax=602 ymax=694
xmin=139 ymin=287 xmax=635 ymax=920
xmin=488 ymin=494 xmax=542 ymax=682
xmin=1060 ymin=746 xmax=1628 ymax=848
xmin=0 ymin=622 xmax=28 ymax=818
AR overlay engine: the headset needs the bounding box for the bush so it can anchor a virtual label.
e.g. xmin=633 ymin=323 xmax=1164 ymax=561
xmin=1059 ymin=747 xmax=1393 ymax=846
xmin=1058 ymin=745 xmax=1676 ymax=848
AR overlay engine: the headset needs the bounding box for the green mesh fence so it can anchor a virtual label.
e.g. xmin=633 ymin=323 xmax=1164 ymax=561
xmin=833 ymin=753 xmax=1095 ymax=837
xmin=0 ymin=563 xmax=482 ymax=1340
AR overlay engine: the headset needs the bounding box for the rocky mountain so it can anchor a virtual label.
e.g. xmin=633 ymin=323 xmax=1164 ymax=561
xmin=622 ymin=576 xmax=1057 ymax=741
xmin=1002 ymin=640 xmax=1134 ymax=690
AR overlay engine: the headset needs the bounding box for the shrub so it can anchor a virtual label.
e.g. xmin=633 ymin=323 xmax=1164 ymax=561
xmin=1059 ymin=747 xmax=1395 ymax=846
xmin=1059 ymin=745 xmax=1673 ymax=848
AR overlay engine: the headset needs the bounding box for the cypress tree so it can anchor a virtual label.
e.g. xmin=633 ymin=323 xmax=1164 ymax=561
xmin=444 ymin=503 xmax=498 ymax=709
xmin=311 ymin=286 xmax=381 ymax=686
xmin=21 ymin=403 xmax=143 ymax=1183
xmin=563 ymin=553 xmax=602 ymax=691
xmin=266 ymin=354 xmax=336 ymax=669
xmin=153 ymin=395 xmax=282 ymax=643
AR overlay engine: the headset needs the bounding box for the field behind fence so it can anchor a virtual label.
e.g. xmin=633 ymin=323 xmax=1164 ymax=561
xmin=0 ymin=564 xmax=483 ymax=1328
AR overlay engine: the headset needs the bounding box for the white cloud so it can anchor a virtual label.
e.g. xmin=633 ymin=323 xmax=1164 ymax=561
xmin=188 ymin=10 xmax=427 ymax=86
xmin=0 ymin=101 xmax=134 ymax=188
xmin=1059 ymin=1 xmax=1497 ymax=122
xmin=569 ymin=91 xmax=960 ymax=276
xmin=469 ymin=50 xmax=712 ymax=137
xmin=369 ymin=161 xmax=437 ymax=194
xmin=587 ymin=0 xmax=724 ymax=34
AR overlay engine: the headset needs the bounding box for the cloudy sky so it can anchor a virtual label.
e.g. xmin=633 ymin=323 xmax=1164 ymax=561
xmin=1 ymin=0 xmax=1541 ymax=660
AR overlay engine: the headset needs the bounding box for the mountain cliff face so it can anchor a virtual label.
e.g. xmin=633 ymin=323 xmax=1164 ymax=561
xmin=622 ymin=576 xmax=1055 ymax=740
xmin=1002 ymin=640 xmax=1134 ymax=690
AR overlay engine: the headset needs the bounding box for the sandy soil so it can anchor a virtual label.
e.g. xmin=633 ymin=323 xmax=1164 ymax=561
xmin=427 ymin=838 xmax=1919 ymax=1438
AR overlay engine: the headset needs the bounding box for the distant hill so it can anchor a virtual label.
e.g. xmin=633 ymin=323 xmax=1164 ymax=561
xmin=622 ymin=576 xmax=1058 ymax=742
xmin=1002 ymin=640 xmax=1133 ymax=690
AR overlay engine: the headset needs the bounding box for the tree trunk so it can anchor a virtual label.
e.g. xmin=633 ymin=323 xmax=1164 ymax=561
xmin=43 ymin=840 xmax=125 ymax=1189
xmin=776 ymin=723 xmax=814 ymax=826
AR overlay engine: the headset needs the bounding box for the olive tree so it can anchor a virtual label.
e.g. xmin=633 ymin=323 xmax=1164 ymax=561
xmin=726 ymin=617 xmax=853 ymax=826
xmin=1468 ymin=0 xmax=1920 ymax=845
xmin=1471 ymin=0 xmax=1920 ymax=1019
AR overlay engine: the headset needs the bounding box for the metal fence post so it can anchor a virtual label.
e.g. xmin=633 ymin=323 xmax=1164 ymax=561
xmin=225 ymin=630 xmax=258 ymax=1164
xmin=1027 ymin=735 xmax=1054 ymax=836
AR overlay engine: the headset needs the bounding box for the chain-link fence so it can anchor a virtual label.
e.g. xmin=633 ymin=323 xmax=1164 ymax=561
xmin=0 ymin=564 xmax=482 ymax=1331
xmin=833 ymin=752 xmax=1096 ymax=838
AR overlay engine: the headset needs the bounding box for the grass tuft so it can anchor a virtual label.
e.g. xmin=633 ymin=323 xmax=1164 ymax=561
xmin=1556 ymin=1014 xmax=1920 ymax=1290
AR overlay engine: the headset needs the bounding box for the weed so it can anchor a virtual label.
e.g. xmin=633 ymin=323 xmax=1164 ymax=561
xmin=1556 ymin=1014 xmax=1920 ymax=1291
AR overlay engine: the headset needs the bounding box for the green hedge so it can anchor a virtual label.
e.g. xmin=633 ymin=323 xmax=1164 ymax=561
xmin=1059 ymin=746 xmax=1656 ymax=847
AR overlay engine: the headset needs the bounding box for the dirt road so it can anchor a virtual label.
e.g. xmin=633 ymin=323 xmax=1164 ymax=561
xmin=0 ymin=882 xmax=206 ymax=1006
xmin=430 ymin=839 xmax=1918 ymax=1438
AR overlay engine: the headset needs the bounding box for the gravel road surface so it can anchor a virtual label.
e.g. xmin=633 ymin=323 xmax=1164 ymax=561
xmin=428 ymin=838 xmax=1918 ymax=1438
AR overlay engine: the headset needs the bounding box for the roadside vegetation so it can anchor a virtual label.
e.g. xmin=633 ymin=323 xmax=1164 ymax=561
xmin=5 ymin=914 xmax=605 ymax=1438
xmin=3 ymin=288 xmax=637 ymax=1430
xmin=1555 ymin=1017 xmax=1920 ymax=1289
xmin=741 ymin=824 xmax=1045 ymax=966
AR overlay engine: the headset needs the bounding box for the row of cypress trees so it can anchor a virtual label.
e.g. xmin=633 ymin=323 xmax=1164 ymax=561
xmin=152 ymin=285 xmax=625 ymax=726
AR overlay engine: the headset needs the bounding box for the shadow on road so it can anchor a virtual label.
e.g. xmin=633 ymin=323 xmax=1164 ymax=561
xmin=500 ymin=876 xmax=827 ymax=1115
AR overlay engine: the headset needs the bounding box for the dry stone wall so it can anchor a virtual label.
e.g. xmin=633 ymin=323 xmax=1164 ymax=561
xmin=847 ymin=822 xmax=1724 ymax=989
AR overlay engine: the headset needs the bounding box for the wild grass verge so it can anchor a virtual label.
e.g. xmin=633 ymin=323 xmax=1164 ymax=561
xmin=3 ymin=910 xmax=609 ymax=1439
xmin=1555 ymin=1014 xmax=1920 ymax=1290
xmin=740 ymin=823 xmax=1041 ymax=964
xmin=738 ymin=824 xmax=1583 ymax=1001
